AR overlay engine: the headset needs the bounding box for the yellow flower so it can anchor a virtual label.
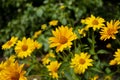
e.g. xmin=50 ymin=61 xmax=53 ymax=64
xmin=71 ymin=52 xmax=93 ymax=74
xmin=0 ymin=55 xmax=16 ymax=78
xmin=49 ymin=20 xmax=58 ymax=26
xmin=106 ymin=43 xmax=112 ymax=49
xmin=90 ymin=75 xmax=99 ymax=80
xmin=113 ymin=49 xmax=120 ymax=65
xmin=0 ymin=62 xmax=6 ymax=77
xmin=0 ymin=62 xmax=27 ymax=80
xmin=109 ymin=59 xmax=117 ymax=65
xmin=0 ymin=55 xmax=16 ymax=71
xmin=100 ymin=20 xmax=120 ymax=41
xmin=49 ymin=25 xmax=77 ymax=52
xmin=3 ymin=55 xmax=16 ymax=67
xmin=42 ymin=52 xmax=55 ymax=65
xmin=47 ymin=61 xmax=61 ymax=79
xmin=15 ymin=37 xmax=35 ymax=59
xmin=33 ymin=30 xmax=42 ymax=39
xmin=104 ymin=75 xmax=112 ymax=80
xmin=41 ymin=24 xmax=47 ymax=30
xmin=81 ymin=15 xmax=105 ymax=31
xmin=2 ymin=36 xmax=18 ymax=50
xmin=34 ymin=40 xmax=42 ymax=49
xmin=78 ymin=28 xmax=86 ymax=37
xmin=60 ymin=5 xmax=65 ymax=9
xmin=0 ymin=56 xmax=27 ymax=80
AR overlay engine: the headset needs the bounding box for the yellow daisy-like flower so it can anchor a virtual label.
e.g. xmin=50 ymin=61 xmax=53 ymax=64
xmin=81 ymin=15 xmax=105 ymax=31
xmin=0 ymin=62 xmax=6 ymax=77
xmin=49 ymin=20 xmax=58 ymax=26
xmin=113 ymin=49 xmax=120 ymax=65
xmin=42 ymin=52 xmax=55 ymax=65
xmin=41 ymin=24 xmax=47 ymax=30
xmin=15 ymin=37 xmax=35 ymax=59
xmin=2 ymin=36 xmax=18 ymax=50
xmin=109 ymin=59 xmax=117 ymax=66
xmin=100 ymin=20 xmax=120 ymax=41
xmin=90 ymin=75 xmax=99 ymax=80
xmin=34 ymin=40 xmax=42 ymax=49
xmin=0 ymin=62 xmax=27 ymax=80
xmin=3 ymin=55 xmax=16 ymax=67
xmin=46 ymin=61 xmax=61 ymax=79
xmin=33 ymin=30 xmax=42 ymax=39
xmin=0 ymin=55 xmax=16 ymax=71
xmin=71 ymin=52 xmax=93 ymax=74
xmin=104 ymin=75 xmax=112 ymax=80
xmin=78 ymin=28 xmax=86 ymax=37
xmin=0 ymin=56 xmax=27 ymax=80
xmin=60 ymin=5 xmax=65 ymax=9
xmin=49 ymin=25 xmax=77 ymax=52
xmin=106 ymin=43 xmax=112 ymax=49
xmin=0 ymin=55 xmax=16 ymax=78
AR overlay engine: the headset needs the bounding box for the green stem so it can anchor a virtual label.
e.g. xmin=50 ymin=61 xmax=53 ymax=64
xmin=91 ymin=31 xmax=96 ymax=54
xmin=68 ymin=48 xmax=73 ymax=58
xmin=57 ymin=52 xmax=64 ymax=61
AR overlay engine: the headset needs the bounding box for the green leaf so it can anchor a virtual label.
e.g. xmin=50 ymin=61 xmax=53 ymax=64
xmin=36 ymin=8 xmax=43 ymax=17
xmin=64 ymin=68 xmax=79 ymax=80
xmin=87 ymin=38 xmax=93 ymax=44
xmin=97 ymin=49 xmax=109 ymax=54
xmin=105 ymin=67 xmax=111 ymax=74
xmin=26 ymin=65 xmax=35 ymax=76
xmin=91 ymin=67 xmax=103 ymax=73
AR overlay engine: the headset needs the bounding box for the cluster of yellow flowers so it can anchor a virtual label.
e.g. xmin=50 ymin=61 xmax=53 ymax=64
xmin=45 ymin=15 xmax=120 ymax=79
xmin=2 ymin=37 xmax=42 ymax=59
xmin=1 ymin=15 xmax=120 ymax=79
xmin=79 ymin=15 xmax=120 ymax=41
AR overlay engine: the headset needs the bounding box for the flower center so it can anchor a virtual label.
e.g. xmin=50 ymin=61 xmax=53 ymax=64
xmin=79 ymin=58 xmax=85 ymax=64
xmin=59 ymin=36 xmax=68 ymax=44
xmin=53 ymin=67 xmax=58 ymax=72
xmin=22 ymin=45 xmax=28 ymax=51
xmin=7 ymin=41 xmax=12 ymax=45
xmin=92 ymin=20 xmax=99 ymax=25
xmin=107 ymin=28 xmax=116 ymax=35
xmin=0 ymin=67 xmax=3 ymax=72
xmin=11 ymin=72 xmax=20 ymax=80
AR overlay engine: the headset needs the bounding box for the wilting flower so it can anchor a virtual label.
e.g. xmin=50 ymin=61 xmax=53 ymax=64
xmin=15 ymin=37 xmax=35 ymax=59
xmin=42 ymin=52 xmax=55 ymax=65
xmin=46 ymin=61 xmax=61 ymax=79
xmin=81 ymin=15 xmax=105 ymax=31
xmin=49 ymin=20 xmax=58 ymax=26
xmin=71 ymin=52 xmax=93 ymax=74
xmin=49 ymin=25 xmax=77 ymax=52
xmin=100 ymin=20 xmax=120 ymax=41
xmin=2 ymin=36 xmax=18 ymax=50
